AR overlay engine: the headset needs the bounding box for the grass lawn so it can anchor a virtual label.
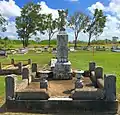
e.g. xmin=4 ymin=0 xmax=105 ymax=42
xmin=0 ymin=50 xmax=120 ymax=105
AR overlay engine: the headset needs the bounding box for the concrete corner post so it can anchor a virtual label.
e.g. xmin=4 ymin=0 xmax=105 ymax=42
xmin=22 ymin=68 xmax=29 ymax=79
xmin=94 ymin=67 xmax=103 ymax=87
xmin=32 ymin=63 xmax=37 ymax=72
xmin=89 ymin=62 xmax=96 ymax=72
xmin=104 ymin=74 xmax=116 ymax=101
xmin=5 ymin=75 xmax=15 ymax=101
xmin=95 ymin=67 xmax=103 ymax=79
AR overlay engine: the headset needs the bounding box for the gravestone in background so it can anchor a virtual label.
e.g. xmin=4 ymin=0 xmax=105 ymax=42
xmin=53 ymin=30 xmax=72 ymax=79
xmin=0 ymin=50 xmax=7 ymax=57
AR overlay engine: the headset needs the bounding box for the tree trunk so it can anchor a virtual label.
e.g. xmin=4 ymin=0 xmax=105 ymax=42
xmin=74 ymin=36 xmax=77 ymax=49
xmin=22 ymin=39 xmax=25 ymax=48
xmin=24 ymin=38 xmax=28 ymax=48
xmin=88 ymin=32 xmax=92 ymax=46
xmin=48 ymin=33 xmax=51 ymax=47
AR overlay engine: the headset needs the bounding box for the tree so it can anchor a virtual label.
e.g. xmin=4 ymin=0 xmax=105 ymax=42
xmin=84 ymin=9 xmax=106 ymax=46
xmin=4 ymin=37 xmax=9 ymax=49
xmin=35 ymin=37 xmax=41 ymax=43
xmin=16 ymin=2 xmax=45 ymax=47
xmin=68 ymin=11 xmax=89 ymax=48
xmin=57 ymin=9 xmax=68 ymax=31
xmin=45 ymin=14 xmax=58 ymax=47
xmin=112 ymin=36 xmax=119 ymax=44
xmin=0 ymin=14 xmax=7 ymax=33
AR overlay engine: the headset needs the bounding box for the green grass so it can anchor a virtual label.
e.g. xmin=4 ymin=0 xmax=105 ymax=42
xmin=0 ymin=50 xmax=120 ymax=104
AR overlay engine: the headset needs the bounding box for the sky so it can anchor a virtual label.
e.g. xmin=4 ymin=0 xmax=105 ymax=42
xmin=0 ymin=0 xmax=120 ymax=41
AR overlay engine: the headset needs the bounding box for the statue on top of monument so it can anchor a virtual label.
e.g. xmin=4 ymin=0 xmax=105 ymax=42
xmin=57 ymin=9 xmax=68 ymax=31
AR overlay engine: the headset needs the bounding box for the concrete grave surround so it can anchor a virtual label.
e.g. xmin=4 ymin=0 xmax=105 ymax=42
xmin=53 ymin=30 xmax=72 ymax=79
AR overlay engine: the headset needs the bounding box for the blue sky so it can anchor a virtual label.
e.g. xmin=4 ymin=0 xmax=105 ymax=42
xmin=0 ymin=0 xmax=120 ymax=41
xmin=14 ymin=0 xmax=109 ymax=15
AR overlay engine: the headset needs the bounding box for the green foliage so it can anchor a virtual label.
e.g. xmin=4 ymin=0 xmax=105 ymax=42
xmin=68 ymin=11 xmax=89 ymax=48
xmin=0 ymin=14 xmax=7 ymax=33
xmin=35 ymin=37 xmax=41 ymax=43
xmin=84 ymin=9 xmax=106 ymax=46
xmin=16 ymin=2 xmax=44 ymax=47
xmin=40 ymin=39 xmax=57 ymax=45
xmin=57 ymin=9 xmax=68 ymax=30
xmin=44 ymin=14 xmax=58 ymax=47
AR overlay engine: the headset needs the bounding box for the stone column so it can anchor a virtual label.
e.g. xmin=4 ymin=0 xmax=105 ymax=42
xmin=53 ymin=30 xmax=71 ymax=80
xmin=89 ymin=62 xmax=96 ymax=72
xmin=32 ymin=63 xmax=37 ymax=72
xmin=5 ymin=75 xmax=15 ymax=101
xmin=57 ymin=31 xmax=68 ymax=63
xmin=104 ymin=74 xmax=116 ymax=101
xmin=28 ymin=59 xmax=32 ymax=65
xmin=11 ymin=59 xmax=14 ymax=65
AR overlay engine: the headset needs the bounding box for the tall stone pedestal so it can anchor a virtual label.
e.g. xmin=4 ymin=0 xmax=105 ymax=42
xmin=53 ymin=30 xmax=72 ymax=80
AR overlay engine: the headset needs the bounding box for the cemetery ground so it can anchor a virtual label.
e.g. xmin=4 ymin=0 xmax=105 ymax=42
xmin=0 ymin=50 xmax=120 ymax=114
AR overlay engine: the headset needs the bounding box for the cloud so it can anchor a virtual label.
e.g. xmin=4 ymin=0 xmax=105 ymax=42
xmin=1 ymin=0 xmax=120 ymax=42
xmin=88 ymin=2 xmax=105 ymax=14
xmin=0 ymin=0 xmax=21 ymax=19
xmin=39 ymin=1 xmax=59 ymax=20
xmin=87 ymin=0 xmax=120 ymax=41
xmin=0 ymin=1 xmax=60 ymax=40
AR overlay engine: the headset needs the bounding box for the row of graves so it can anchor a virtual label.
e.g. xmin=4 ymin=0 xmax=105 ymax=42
xmin=0 ymin=48 xmax=28 ymax=57
xmin=0 ymin=59 xmax=31 ymax=75
xmin=111 ymin=45 xmax=120 ymax=52
xmin=76 ymin=46 xmax=109 ymax=51
xmin=4 ymin=30 xmax=118 ymax=113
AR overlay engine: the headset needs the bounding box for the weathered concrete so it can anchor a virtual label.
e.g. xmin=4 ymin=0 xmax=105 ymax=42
xmin=6 ymin=99 xmax=118 ymax=113
xmin=104 ymin=74 xmax=116 ymax=101
xmin=15 ymin=92 xmax=50 ymax=100
xmin=40 ymin=79 xmax=48 ymax=89
xmin=89 ymin=62 xmax=96 ymax=72
xmin=22 ymin=68 xmax=29 ymax=80
xmin=5 ymin=75 xmax=15 ymax=101
xmin=95 ymin=67 xmax=103 ymax=79
xmin=90 ymin=66 xmax=104 ymax=88
xmin=53 ymin=30 xmax=72 ymax=80
xmin=32 ymin=63 xmax=37 ymax=72
xmin=70 ymin=88 xmax=104 ymax=100
xmin=53 ymin=61 xmax=72 ymax=79
xmin=15 ymin=79 xmax=28 ymax=92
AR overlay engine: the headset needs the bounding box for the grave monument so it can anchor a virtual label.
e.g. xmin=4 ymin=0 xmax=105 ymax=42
xmin=53 ymin=10 xmax=72 ymax=80
xmin=53 ymin=30 xmax=72 ymax=79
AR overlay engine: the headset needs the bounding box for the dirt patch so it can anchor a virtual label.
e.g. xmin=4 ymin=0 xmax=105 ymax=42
xmin=21 ymin=77 xmax=94 ymax=97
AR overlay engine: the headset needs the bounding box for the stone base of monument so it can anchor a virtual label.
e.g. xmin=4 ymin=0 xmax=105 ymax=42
xmin=6 ymin=99 xmax=118 ymax=114
xmin=53 ymin=61 xmax=72 ymax=80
